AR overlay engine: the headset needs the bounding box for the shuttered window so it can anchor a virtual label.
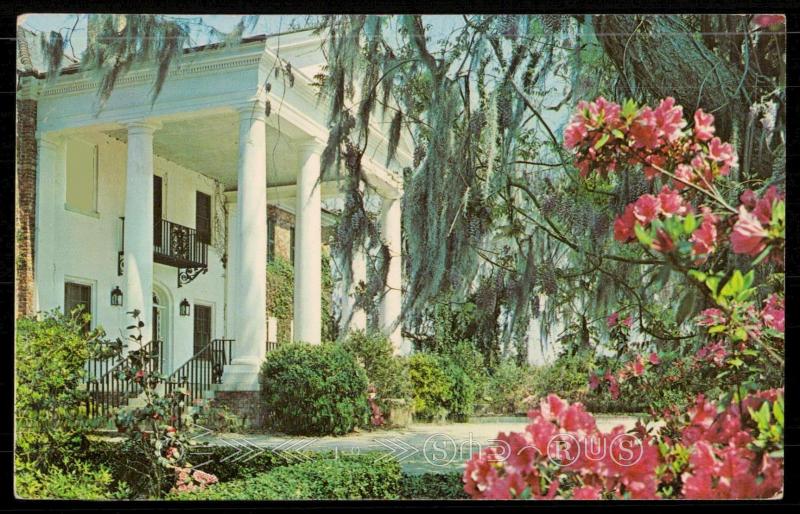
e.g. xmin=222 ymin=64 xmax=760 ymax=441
xmin=64 ymin=282 xmax=92 ymax=334
xmin=65 ymin=140 xmax=98 ymax=214
xmin=196 ymin=192 xmax=211 ymax=244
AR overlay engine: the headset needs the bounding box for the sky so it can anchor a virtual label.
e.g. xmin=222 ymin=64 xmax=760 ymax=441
xmin=18 ymin=14 xmax=465 ymax=62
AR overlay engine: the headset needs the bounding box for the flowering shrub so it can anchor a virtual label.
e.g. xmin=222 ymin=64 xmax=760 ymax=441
xmin=464 ymin=393 xmax=783 ymax=499
xmin=466 ymin=95 xmax=784 ymax=500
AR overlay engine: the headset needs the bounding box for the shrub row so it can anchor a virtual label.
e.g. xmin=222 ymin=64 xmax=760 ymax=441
xmin=399 ymin=472 xmax=468 ymax=499
xmin=171 ymin=453 xmax=401 ymax=500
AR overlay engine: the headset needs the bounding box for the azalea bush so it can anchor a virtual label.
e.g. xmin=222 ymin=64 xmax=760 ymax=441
xmin=464 ymin=393 xmax=782 ymax=499
xmin=110 ymin=311 xmax=214 ymax=498
xmin=465 ymin=95 xmax=784 ymax=500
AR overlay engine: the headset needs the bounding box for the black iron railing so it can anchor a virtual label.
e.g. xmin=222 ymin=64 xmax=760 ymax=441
xmin=166 ymin=338 xmax=233 ymax=403
xmin=85 ymin=340 xmax=124 ymax=382
xmin=118 ymin=217 xmax=208 ymax=286
xmin=86 ymin=339 xmax=162 ymax=418
xmin=154 ymin=219 xmax=208 ymax=270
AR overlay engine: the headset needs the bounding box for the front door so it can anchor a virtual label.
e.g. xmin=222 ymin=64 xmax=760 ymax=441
xmin=193 ymin=304 xmax=212 ymax=356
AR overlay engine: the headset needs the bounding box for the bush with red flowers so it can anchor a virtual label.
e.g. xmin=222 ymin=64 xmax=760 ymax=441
xmin=464 ymin=95 xmax=784 ymax=500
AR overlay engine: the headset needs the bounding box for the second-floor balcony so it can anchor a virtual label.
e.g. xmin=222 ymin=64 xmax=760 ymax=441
xmin=118 ymin=217 xmax=208 ymax=287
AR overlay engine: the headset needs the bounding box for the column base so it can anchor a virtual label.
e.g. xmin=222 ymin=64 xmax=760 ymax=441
xmin=218 ymin=361 xmax=261 ymax=392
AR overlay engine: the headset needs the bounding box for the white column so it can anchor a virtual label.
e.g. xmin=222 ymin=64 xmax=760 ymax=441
xmin=123 ymin=120 xmax=159 ymax=346
xmin=230 ymin=100 xmax=268 ymax=382
xmin=33 ymin=133 xmax=64 ymax=312
xmin=379 ymin=195 xmax=404 ymax=354
xmin=293 ymin=141 xmax=323 ymax=344
xmin=223 ymin=191 xmax=239 ymax=339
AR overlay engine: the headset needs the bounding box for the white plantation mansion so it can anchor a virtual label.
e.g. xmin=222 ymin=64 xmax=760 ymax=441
xmin=15 ymin=27 xmax=410 ymax=408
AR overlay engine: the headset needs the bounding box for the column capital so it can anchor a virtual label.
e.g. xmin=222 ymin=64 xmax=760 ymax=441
xmin=235 ymin=98 xmax=268 ymax=122
xmin=121 ymin=118 xmax=162 ymax=135
xmin=298 ymin=137 xmax=327 ymax=157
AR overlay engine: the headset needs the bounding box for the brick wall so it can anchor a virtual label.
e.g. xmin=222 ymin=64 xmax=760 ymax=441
xmin=211 ymin=390 xmax=264 ymax=429
xmin=16 ymin=99 xmax=37 ymax=318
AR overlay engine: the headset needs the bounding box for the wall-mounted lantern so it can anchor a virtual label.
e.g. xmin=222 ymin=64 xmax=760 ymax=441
xmin=110 ymin=286 xmax=124 ymax=306
xmin=180 ymin=298 xmax=191 ymax=317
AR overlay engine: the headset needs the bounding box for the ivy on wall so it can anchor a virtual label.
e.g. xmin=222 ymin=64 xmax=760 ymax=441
xmin=266 ymin=250 xmax=336 ymax=344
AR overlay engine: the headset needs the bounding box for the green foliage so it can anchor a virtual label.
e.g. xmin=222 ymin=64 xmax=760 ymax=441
xmin=266 ymin=254 xmax=336 ymax=343
xmin=15 ymin=310 xmax=105 ymax=467
xmin=172 ymin=453 xmax=401 ymax=500
xmin=482 ymin=360 xmax=538 ymax=415
xmin=407 ymin=353 xmax=452 ymax=422
xmin=15 ymin=457 xmax=130 ymax=500
xmin=339 ymin=330 xmax=412 ymax=408
xmin=443 ymin=360 xmax=477 ymax=422
xmin=192 ymin=403 xmax=247 ymax=434
xmin=260 ymin=342 xmax=370 ymax=435
xmin=399 ymin=472 xmax=469 ymax=499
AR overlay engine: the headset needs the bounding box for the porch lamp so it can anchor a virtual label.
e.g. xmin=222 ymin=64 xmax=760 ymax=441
xmin=110 ymin=286 xmax=123 ymax=306
xmin=180 ymin=298 xmax=191 ymax=317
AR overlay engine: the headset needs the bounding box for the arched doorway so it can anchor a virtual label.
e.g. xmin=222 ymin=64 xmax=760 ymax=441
xmin=152 ymin=285 xmax=171 ymax=373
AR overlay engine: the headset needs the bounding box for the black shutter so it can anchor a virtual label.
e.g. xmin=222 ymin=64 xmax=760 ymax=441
xmin=196 ymin=192 xmax=211 ymax=244
xmin=154 ymin=176 xmax=163 ymax=244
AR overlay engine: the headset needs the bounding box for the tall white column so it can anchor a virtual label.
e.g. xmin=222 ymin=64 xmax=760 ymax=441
xmin=231 ymin=100 xmax=268 ymax=380
xmin=33 ymin=133 xmax=64 ymax=312
xmin=123 ymin=120 xmax=159 ymax=346
xmin=293 ymin=141 xmax=323 ymax=344
xmin=379 ymin=195 xmax=404 ymax=354
xmin=223 ymin=191 xmax=239 ymax=339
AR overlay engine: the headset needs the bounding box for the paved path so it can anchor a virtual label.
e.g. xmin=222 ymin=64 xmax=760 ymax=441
xmin=194 ymin=415 xmax=640 ymax=475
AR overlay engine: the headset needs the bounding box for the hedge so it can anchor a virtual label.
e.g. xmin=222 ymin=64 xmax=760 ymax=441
xmin=399 ymin=472 xmax=468 ymax=499
xmin=171 ymin=452 xmax=401 ymax=500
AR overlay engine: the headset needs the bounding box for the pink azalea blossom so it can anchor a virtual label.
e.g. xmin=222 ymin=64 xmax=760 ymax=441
xmin=653 ymin=97 xmax=686 ymax=142
xmin=693 ymin=109 xmax=715 ymax=141
xmin=752 ymin=186 xmax=784 ymax=225
xmin=632 ymin=356 xmax=645 ymax=377
xmin=762 ymin=294 xmax=785 ymax=332
xmin=690 ymin=216 xmax=718 ymax=257
xmin=613 ymin=204 xmax=637 ymax=242
xmin=731 ymin=206 xmax=769 ymax=256
xmin=752 ymin=14 xmax=785 ymax=28
xmin=621 ymin=315 xmax=633 ymax=328
xmin=673 ymin=163 xmax=694 ymax=190
xmin=658 ymin=186 xmax=688 ymax=216
xmin=633 ymin=194 xmax=661 ymax=224
xmin=607 ymin=311 xmax=620 ymax=328
xmin=564 ymin=120 xmax=588 ymax=149
xmin=649 ymin=352 xmax=661 ymax=365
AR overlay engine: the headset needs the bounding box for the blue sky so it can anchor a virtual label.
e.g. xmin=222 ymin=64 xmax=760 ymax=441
xmin=19 ymin=14 xmax=465 ymax=61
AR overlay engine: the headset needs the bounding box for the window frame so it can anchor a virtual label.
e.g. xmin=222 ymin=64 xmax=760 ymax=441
xmin=63 ymin=278 xmax=95 ymax=333
xmin=192 ymin=303 xmax=213 ymax=355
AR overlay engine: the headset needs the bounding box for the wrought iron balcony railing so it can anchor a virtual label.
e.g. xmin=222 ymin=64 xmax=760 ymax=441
xmin=118 ymin=217 xmax=208 ymax=287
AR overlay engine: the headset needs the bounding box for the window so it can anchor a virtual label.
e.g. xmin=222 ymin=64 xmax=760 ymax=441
xmin=64 ymin=281 xmax=92 ymax=334
xmin=196 ymin=192 xmax=211 ymax=244
xmin=65 ymin=140 xmax=98 ymax=214
xmin=267 ymin=218 xmax=276 ymax=262
xmin=193 ymin=304 xmax=212 ymax=355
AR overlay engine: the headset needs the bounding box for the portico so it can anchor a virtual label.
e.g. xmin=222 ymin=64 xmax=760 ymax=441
xmin=23 ymin=30 xmax=410 ymax=395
